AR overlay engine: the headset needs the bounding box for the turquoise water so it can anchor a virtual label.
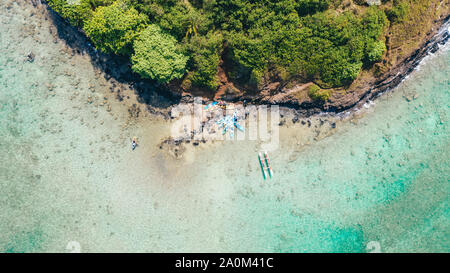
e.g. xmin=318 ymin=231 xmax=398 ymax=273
xmin=0 ymin=0 xmax=448 ymax=252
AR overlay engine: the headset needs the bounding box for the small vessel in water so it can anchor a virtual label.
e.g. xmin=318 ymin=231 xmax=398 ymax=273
xmin=233 ymin=112 xmax=245 ymax=132
xmin=26 ymin=51 xmax=35 ymax=63
xmin=235 ymin=122 xmax=244 ymax=132
xmin=258 ymin=153 xmax=267 ymax=180
xmin=257 ymin=151 xmax=273 ymax=180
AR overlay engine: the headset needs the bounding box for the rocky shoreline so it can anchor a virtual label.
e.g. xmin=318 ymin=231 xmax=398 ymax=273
xmin=37 ymin=0 xmax=449 ymax=121
xmin=254 ymin=15 xmax=449 ymax=117
xmin=323 ymin=15 xmax=449 ymax=115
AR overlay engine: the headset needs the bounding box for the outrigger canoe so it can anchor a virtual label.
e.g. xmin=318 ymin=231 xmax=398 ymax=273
xmin=258 ymin=153 xmax=267 ymax=180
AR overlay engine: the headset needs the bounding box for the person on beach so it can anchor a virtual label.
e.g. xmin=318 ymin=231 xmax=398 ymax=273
xmin=132 ymin=137 xmax=138 ymax=150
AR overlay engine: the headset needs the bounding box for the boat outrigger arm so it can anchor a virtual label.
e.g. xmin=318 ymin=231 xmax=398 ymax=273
xmin=264 ymin=151 xmax=273 ymax=178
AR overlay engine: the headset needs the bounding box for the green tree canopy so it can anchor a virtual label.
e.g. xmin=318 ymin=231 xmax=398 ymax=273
xmin=184 ymin=31 xmax=224 ymax=90
xmin=131 ymin=24 xmax=189 ymax=83
xmin=366 ymin=40 xmax=387 ymax=64
xmin=83 ymin=1 xmax=148 ymax=55
xmin=47 ymin=0 xmax=95 ymax=27
xmin=49 ymin=0 xmax=393 ymax=90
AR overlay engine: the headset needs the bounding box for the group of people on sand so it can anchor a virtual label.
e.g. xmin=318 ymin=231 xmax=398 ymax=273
xmin=131 ymin=101 xmax=233 ymax=150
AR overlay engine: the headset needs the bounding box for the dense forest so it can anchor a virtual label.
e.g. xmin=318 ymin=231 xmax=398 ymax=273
xmin=46 ymin=0 xmax=442 ymax=101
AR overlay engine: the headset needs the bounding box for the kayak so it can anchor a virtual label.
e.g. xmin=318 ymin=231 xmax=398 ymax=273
xmin=216 ymin=117 xmax=225 ymax=127
xmin=234 ymin=122 xmax=244 ymax=132
xmin=229 ymin=126 xmax=234 ymax=138
xmin=222 ymin=124 xmax=228 ymax=135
